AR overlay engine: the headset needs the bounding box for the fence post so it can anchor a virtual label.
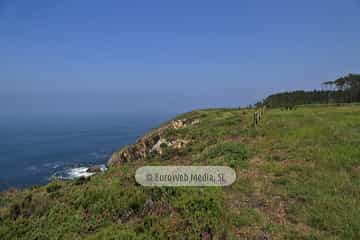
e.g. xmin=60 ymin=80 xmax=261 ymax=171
xmin=253 ymin=106 xmax=266 ymax=127
xmin=253 ymin=111 xmax=256 ymax=126
xmin=253 ymin=111 xmax=257 ymax=126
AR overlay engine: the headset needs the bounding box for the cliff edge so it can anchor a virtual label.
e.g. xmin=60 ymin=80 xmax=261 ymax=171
xmin=108 ymin=117 xmax=199 ymax=166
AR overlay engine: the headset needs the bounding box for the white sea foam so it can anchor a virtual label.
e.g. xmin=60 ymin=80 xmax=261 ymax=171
xmin=52 ymin=164 xmax=107 ymax=180
xmin=68 ymin=167 xmax=95 ymax=179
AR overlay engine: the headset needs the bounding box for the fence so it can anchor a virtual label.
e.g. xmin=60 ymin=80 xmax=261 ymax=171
xmin=253 ymin=106 xmax=266 ymax=126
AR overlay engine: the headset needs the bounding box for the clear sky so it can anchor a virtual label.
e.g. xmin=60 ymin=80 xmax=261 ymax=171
xmin=1 ymin=0 xmax=359 ymax=115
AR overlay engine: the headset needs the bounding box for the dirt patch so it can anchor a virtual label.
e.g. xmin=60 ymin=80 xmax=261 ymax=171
xmin=352 ymin=165 xmax=360 ymax=174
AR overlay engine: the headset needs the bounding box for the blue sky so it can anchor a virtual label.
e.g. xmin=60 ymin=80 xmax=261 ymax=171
xmin=1 ymin=0 xmax=359 ymax=115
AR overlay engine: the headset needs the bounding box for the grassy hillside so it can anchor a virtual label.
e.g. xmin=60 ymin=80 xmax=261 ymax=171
xmin=1 ymin=105 xmax=360 ymax=239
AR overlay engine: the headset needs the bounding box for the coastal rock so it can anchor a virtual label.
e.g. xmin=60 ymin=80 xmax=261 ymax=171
xmin=86 ymin=165 xmax=103 ymax=173
xmin=170 ymin=118 xmax=200 ymax=129
xmin=107 ymin=118 xmax=196 ymax=166
xmin=191 ymin=119 xmax=200 ymax=125
xmin=171 ymin=119 xmax=186 ymax=129
xmin=151 ymin=138 xmax=169 ymax=155
xmin=108 ymin=133 xmax=161 ymax=166
xmin=151 ymin=138 xmax=190 ymax=155
xmin=169 ymin=139 xmax=190 ymax=149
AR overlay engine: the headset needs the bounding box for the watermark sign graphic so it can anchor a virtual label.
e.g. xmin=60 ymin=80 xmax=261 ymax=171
xmin=135 ymin=166 xmax=236 ymax=187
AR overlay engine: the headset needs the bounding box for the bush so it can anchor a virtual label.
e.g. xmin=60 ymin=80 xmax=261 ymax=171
xmin=46 ymin=184 xmax=61 ymax=193
xmin=171 ymin=189 xmax=226 ymax=238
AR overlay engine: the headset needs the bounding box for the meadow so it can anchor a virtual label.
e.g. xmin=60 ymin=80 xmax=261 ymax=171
xmin=1 ymin=104 xmax=359 ymax=239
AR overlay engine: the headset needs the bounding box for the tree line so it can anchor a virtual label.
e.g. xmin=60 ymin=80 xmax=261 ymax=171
xmin=256 ymin=74 xmax=360 ymax=108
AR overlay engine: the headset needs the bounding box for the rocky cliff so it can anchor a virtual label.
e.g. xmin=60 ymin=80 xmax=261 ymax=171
xmin=107 ymin=118 xmax=198 ymax=167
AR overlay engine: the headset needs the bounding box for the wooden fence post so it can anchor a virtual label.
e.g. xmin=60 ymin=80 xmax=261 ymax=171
xmin=253 ymin=106 xmax=266 ymax=127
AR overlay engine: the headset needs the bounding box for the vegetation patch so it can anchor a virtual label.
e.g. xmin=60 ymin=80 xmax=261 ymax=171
xmin=1 ymin=105 xmax=360 ymax=239
xmin=198 ymin=141 xmax=248 ymax=168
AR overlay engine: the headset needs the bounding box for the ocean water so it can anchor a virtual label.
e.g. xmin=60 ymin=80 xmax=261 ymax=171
xmin=0 ymin=112 xmax=173 ymax=191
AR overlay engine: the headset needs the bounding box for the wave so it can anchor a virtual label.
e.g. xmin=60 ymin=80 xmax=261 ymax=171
xmin=51 ymin=164 xmax=107 ymax=180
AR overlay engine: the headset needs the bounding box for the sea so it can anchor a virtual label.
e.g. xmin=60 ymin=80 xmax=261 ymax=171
xmin=0 ymin=112 xmax=174 ymax=191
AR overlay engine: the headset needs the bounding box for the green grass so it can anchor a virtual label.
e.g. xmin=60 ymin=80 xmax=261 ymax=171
xmin=232 ymin=208 xmax=263 ymax=227
xmin=252 ymin=105 xmax=360 ymax=239
xmin=1 ymin=105 xmax=360 ymax=239
xmin=197 ymin=141 xmax=248 ymax=168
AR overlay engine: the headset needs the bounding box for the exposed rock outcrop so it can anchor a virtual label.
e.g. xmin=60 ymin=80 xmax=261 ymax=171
xmin=151 ymin=138 xmax=190 ymax=155
xmin=108 ymin=133 xmax=160 ymax=166
xmin=151 ymin=138 xmax=168 ymax=155
xmin=86 ymin=165 xmax=105 ymax=173
xmin=169 ymin=139 xmax=190 ymax=149
xmin=107 ymin=118 xmax=197 ymax=167
xmin=171 ymin=118 xmax=200 ymax=129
